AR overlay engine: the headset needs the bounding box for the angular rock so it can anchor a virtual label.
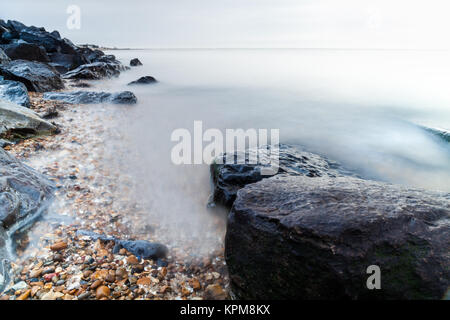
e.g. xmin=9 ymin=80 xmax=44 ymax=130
xmin=43 ymin=91 xmax=137 ymax=105
xmin=0 ymin=147 xmax=54 ymax=291
xmin=62 ymin=62 xmax=121 ymax=80
xmin=2 ymin=43 xmax=50 ymax=63
xmin=209 ymin=144 xmax=352 ymax=208
xmin=0 ymin=98 xmax=57 ymax=142
xmin=225 ymin=175 xmax=450 ymax=300
xmin=128 ymin=76 xmax=157 ymax=85
xmin=0 ymin=60 xmax=64 ymax=92
xmin=0 ymin=78 xmax=30 ymax=107
xmin=130 ymin=58 xmax=143 ymax=66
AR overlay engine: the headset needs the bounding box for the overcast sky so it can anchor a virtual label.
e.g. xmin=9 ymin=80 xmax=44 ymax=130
xmin=2 ymin=0 xmax=450 ymax=49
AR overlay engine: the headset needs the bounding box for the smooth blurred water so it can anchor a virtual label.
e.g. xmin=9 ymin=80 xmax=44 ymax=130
xmin=94 ymin=49 xmax=450 ymax=224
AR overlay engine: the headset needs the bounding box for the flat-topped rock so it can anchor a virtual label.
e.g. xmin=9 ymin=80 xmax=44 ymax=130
xmin=225 ymin=175 xmax=450 ymax=300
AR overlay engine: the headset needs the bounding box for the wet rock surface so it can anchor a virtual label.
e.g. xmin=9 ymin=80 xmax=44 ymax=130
xmin=43 ymin=91 xmax=137 ymax=105
xmin=0 ymin=92 xmax=229 ymax=300
xmin=128 ymin=76 xmax=157 ymax=85
xmin=130 ymin=58 xmax=142 ymax=67
xmin=209 ymin=144 xmax=353 ymax=208
xmin=0 ymin=98 xmax=57 ymax=142
xmin=225 ymin=175 xmax=450 ymax=299
xmin=1 ymin=43 xmax=50 ymax=63
xmin=62 ymin=62 xmax=122 ymax=80
xmin=0 ymin=78 xmax=30 ymax=107
xmin=0 ymin=60 xmax=64 ymax=92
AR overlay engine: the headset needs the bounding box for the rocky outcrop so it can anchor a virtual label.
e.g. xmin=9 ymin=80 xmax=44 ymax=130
xmin=0 ymin=60 xmax=64 ymax=92
xmin=0 ymin=78 xmax=30 ymax=107
xmin=43 ymin=91 xmax=137 ymax=105
xmin=130 ymin=58 xmax=142 ymax=66
xmin=225 ymin=175 xmax=450 ymax=300
xmin=62 ymin=62 xmax=121 ymax=80
xmin=0 ymin=49 xmax=10 ymax=64
xmin=0 ymin=98 xmax=56 ymax=142
xmin=1 ymin=43 xmax=50 ymax=63
xmin=0 ymin=147 xmax=54 ymax=292
xmin=128 ymin=76 xmax=157 ymax=85
xmin=209 ymin=144 xmax=352 ymax=208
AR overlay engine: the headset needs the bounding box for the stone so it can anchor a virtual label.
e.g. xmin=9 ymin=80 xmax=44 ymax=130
xmin=205 ymin=284 xmax=227 ymax=300
xmin=48 ymin=52 xmax=86 ymax=74
xmin=40 ymin=290 xmax=64 ymax=300
xmin=136 ymin=277 xmax=152 ymax=286
xmin=0 ymin=48 xmax=10 ymax=64
xmin=0 ymin=98 xmax=56 ymax=142
xmin=113 ymin=240 xmax=168 ymax=261
xmin=16 ymin=289 xmax=31 ymax=300
xmin=62 ymin=62 xmax=121 ymax=80
xmin=130 ymin=58 xmax=142 ymax=66
xmin=128 ymin=76 xmax=157 ymax=85
xmin=43 ymin=90 xmax=137 ymax=105
xmin=50 ymin=241 xmax=67 ymax=251
xmin=0 ymin=78 xmax=30 ymax=107
xmin=90 ymin=280 xmax=102 ymax=290
xmin=0 ymin=146 xmax=54 ymax=292
xmin=95 ymin=285 xmax=110 ymax=299
xmin=2 ymin=43 xmax=50 ymax=63
xmin=126 ymin=255 xmax=139 ymax=265
xmin=0 ymin=60 xmax=64 ymax=92
xmin=225 ymin=175 xmax=450 ymax=300
xmin=209 ymin=144 xmax=351 ymax=208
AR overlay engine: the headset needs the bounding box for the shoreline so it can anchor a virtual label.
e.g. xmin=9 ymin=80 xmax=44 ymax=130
xmin=1 ymin=82 xmax=229 ymax=300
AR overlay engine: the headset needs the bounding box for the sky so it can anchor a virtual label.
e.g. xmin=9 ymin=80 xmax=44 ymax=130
xmin=2 ymin=0 xmax=450 ymax=49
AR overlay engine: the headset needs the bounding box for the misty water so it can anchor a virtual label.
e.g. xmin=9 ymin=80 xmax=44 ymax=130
xmin=87 ymin=48 xmax=450 ymax=250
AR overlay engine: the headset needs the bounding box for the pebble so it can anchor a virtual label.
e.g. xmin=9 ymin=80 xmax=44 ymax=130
xmin=96 ymin=285 xmax=110 ymax=299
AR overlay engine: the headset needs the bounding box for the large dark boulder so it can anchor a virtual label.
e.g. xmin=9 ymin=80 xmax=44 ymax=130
xmin=0 ymin=98 xmax=56 ymax=142
xmin=62 ymin=62 xmax=121 ymax=80
xmin=0 ymin=60 xmax=64 ymax=92
xmin=0 ymin=147 xmax=54 ymax=291
xmin=43 ymin=90 xmax=137 ymax=105
xmin=209 ymin=144 xmax=351 ymax=208
xmin=225 ymin=175 xmax=450 ymax=300
xmin=0 ymin=78 xmax=30 ymax=107
xmin=128 ymin=76 xmax=157 ymax=85
xmin=2 ymin=43 xmax=50 ymax=63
